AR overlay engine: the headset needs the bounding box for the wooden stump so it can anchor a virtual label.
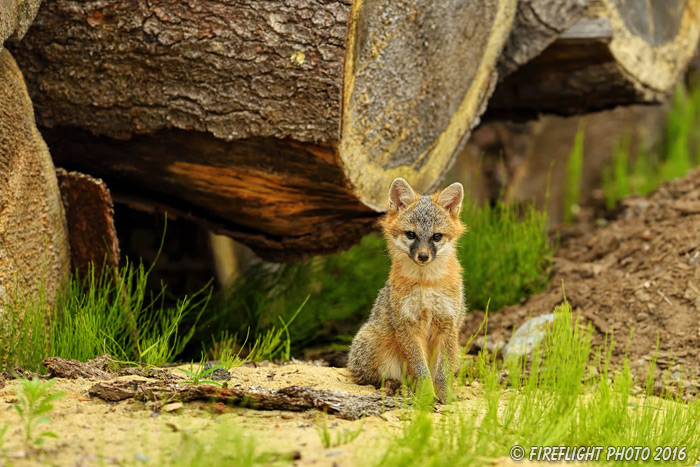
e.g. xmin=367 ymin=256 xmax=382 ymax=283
xmin=490 ymin=0 xmax=700 ymax=118
xmin=0 ymin=48 xmax=70 ymax=305
xmin=10 ymin=0 xmax=517 ymax=260
xmin=55 ymin=169 xmax=120 ymax=281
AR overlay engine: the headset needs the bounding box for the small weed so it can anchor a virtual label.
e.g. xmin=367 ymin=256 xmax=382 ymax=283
xmin=178 ymin=354 xmax=224 ymax=386
xmin=13 ymin=377 xmax=66 ymax=447
xmin=316 ymin=411 xmax=364 ymax=448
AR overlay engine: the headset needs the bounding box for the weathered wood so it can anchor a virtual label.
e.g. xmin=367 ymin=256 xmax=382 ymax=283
xmin=42 ymin=355 xmax=179 ymax=380
xmin=10 ymin=0 xmax=517 ymax=259
xmin=497 ymin=0 xmax=586 ymax=78
xmin=89 ymin=380 xmax=402 ymax=420
xmin=0 ymin=0 xmax=42 ymax=46
xmin=0 ymin=48 xmax=70 ymax=306
xmin=490 ymin=0 xmax=700 ymax=118
xmin=55 ymin=169 xmax=120 ymax=280
xmin=43 ymin=355 xmax=113 ymax=380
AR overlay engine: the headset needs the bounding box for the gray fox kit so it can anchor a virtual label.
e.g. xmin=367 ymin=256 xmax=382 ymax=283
xmin=347 ymin=177 xmax=466 ymax=401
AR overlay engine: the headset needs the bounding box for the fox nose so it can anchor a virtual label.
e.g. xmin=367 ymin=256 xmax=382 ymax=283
xmin=418 ymin=253 xmax=429 ymax=262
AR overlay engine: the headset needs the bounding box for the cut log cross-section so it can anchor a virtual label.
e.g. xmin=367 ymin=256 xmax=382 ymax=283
xmin=11 ymin=0 xmax=517 ymax=260
xmin=489 ymin=0 xmax=700 ymax=118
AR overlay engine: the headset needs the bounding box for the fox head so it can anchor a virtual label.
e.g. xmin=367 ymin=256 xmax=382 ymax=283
xmin=381 ymin=178 xmax=466 ymax=266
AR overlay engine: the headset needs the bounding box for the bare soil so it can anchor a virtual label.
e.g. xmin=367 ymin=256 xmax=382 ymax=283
xmin=0 ymin=364 xmax=529 ymax=467
xmin=463 ymin=167 xmax=700 ymax=390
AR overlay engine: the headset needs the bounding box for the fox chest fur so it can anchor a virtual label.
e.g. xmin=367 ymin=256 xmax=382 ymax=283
xmin=394 ymin=285 xmax=461 ymax=322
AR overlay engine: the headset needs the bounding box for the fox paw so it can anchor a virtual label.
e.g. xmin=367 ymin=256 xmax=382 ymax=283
xmin=382 ymin=379 xmax=403 ymax=396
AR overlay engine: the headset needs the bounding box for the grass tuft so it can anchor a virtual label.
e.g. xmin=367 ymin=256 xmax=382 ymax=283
xmin=0 ymin=260 xmax=210 ymax=372
xmin=459 ymin=199 xmax=553 ymax=311
xmin=603 ymin=83 xmax=700 ymax=208
xmin=376 ymin=298 xmax=700 ymax=466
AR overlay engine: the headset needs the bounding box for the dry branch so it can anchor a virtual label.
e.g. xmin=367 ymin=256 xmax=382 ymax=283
xmin=41 ymin=356 xmax=180 ymax=381
xmin=89 ymin=380 xmax=402 ymax=420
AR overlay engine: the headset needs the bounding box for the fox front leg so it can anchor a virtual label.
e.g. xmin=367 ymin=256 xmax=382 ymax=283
xmin=395 ymin=323 xmax=435 ymax=399
xmin=429 ymin=325 xmax=460 ymax=403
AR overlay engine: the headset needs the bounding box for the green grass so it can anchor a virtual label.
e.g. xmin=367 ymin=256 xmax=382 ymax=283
xmin=197 ymin=234 xmax=390 ymax=354
xmin=375 ymin=298 xmax=700 ymax=466
xmin=564 ymin=127 xmax=585 ymax=224
xmin=459 ymin=199 xmax=553 ymax=311
xmin=199 ymin=197 xmax=552 ymax=357
xmin=316 ymin=411 xmax=364 ymax=448
xmin=0 ymin=260 xmax=210 ymax=373
xmin=604 ymin=83 xmax=700 ymax=208
xmin=166 ymin=423 xmax=278 ymax=467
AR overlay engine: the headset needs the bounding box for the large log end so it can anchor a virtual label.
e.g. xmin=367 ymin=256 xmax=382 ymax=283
xmin=0 ymin=48 xmax=70 ymax=304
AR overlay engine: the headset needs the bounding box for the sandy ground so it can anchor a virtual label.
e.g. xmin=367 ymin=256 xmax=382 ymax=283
xmin=0 ymin=363 xmax=537 ymax=467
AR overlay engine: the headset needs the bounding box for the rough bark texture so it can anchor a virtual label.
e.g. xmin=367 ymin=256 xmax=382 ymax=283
xmin=0 ymin=0 xmax=42 ymax=45
xmin=89 ymin=380 xmax=402 ymax=420
xmin=0 ymin=49 xmax=70 ymax=305
xmin=10 ymin=0 xmax=517 ymax=259
xmin=55 ymin=169 xmax=120 ymax=280
xmin=497 ymin=0 xmax=586 ymax=78
xmin=42 ymin=355 xmax=179 ymax=381
xmin=43 ymin=355 xmax=113 ymax=380
xmin=490 ymin=0 xmax=700 ymax=119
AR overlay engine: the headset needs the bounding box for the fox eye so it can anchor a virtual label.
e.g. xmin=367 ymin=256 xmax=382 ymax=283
xmin=432 ymin=233 xmax=443 ymax=242
xmin=405 ymin=231 xmax=416 ymax=240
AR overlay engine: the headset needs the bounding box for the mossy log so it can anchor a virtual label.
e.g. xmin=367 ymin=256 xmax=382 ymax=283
xmin=490 ymin=0 xmax=700 ymax=118
xmin=10 ymin=0 xmax=517 ymax=261
xmin=0 ymin=48 xmax=70 ymax=305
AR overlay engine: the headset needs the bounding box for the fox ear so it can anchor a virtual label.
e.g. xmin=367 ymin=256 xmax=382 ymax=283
xmin=437 ymin=182 xmax=464 ymax=217
xmin=388 ymin=178 xmax=416 ymax=211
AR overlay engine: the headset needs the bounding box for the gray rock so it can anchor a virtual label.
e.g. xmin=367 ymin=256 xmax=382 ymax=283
xmin=204 ymin=362 xmax=231 ymax=381
xmin=503 ymin=313 xmax=555 ymax=360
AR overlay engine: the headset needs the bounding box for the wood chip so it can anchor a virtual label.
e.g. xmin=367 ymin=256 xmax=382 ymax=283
xmin=162 ymin=402 xmax=183 ymax=412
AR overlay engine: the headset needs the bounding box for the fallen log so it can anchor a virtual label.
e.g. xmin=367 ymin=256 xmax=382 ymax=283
xmin=490 ymin=0 xmax=700 ymax=118
xmin=89 ymin=381 xmax=401 ymax=420
xmin=10 ymin=0 xmax=517 ymax=260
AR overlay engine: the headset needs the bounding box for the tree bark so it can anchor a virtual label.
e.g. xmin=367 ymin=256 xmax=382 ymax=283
xmin=0 ymin=0 xmax=41 ymax=46
xmin=10 ymin=0 xmax=517 ymax=260
xmin=490 ymin=0 xmax=700 ymax=119
xmin=55 ymin=169 xmax=120 ymax=280
xmin=0 ymin=48 xmax=70 ymax=306
xmin=497 ymin=0 xmax=587 ymax=78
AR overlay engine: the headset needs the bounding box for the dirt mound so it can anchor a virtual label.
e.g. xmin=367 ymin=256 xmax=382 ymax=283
xmin=463 ymin=168 xmax=700 ymax=384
